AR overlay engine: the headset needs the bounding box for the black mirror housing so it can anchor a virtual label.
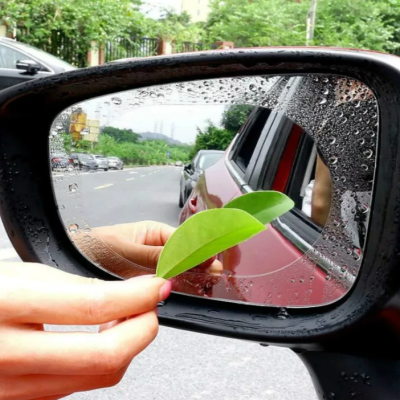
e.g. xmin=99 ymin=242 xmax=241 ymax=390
xmin=2 ymin=48 xmax=400 ymax=359
xmin=16 ymin=59 xmax=41 ymax=74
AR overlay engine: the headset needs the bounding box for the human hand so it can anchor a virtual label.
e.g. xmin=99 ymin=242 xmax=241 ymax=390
xmin=0 ymin=262 xmax=171 ymax=399
xmin=92 ymin=221 xmax=223 ymax=275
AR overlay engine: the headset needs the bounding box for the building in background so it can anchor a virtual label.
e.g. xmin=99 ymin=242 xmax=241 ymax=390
xmin=69 ymin=108 xmax=100 ymax=144
xmin=181 ymin=0 xmax=210 ymax=22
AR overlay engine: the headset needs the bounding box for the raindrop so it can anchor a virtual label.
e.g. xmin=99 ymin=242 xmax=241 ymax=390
xmin=276 ymin=308 xmax=289 ymax=320
xmin=57 ymin=204 xmax=65 ymax=210
xmin=361 ymin=164 xmax=369 ymax=171
xmin=329 ymin=156 xmax=338 ymax=165
xmin=111 ymin=97 xmax=122 ymax=105
xmin=319 ymin=98 xmax=327 ymax=105
xmin=104 ymin=101 xmax=110 ymax=106
xmin=325 ymin=275 xmax=331 ymax=281
xmin=69 ymin=183 xmax=78 ymax=193
xmin=357 ymin=138 xmax=365 ymax=145
xmin=363 ymin=149 xmax=373 ymax=159
xmin=68 ymin=223 xmax=79 ymax=233
xmin=249 ymin=84 xmax=257 ymax=92
xmin=322 ymin=77 xmax=329 ymax=83
xmin=329 ymin=136 xmax=336 ymax=144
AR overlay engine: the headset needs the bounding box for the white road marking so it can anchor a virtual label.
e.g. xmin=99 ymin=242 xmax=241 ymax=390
xmin=140 ymin=175 xmax=146 ymax=177
xmin=126 ymin=178 xmax=135 ymax=181
xmin=0 ymin=247 xmax=19 ymax=261
xmin=129 ymin=172 xmax=138 ymax=174
xmin=94 ymin=183 xmax=114 ymax=190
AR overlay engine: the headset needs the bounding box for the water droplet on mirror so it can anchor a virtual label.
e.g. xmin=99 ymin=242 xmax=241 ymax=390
xmin=361 ymin=164 xmax=369 ymax=171
xmin=69 ymin=183 xmax=78 ymax=193
xmin=276 ymin=308 xmax=289 ymax=320
xmin=363 ymin=149 xmax=373 ymax=158
xmin=325 ymin=275 xmax=331 ymax=281
xmin=329 ymin=156 xmax=338 ymax=165
xmin=57 ymin=204 xmax=65 ymax=210
xmin=319 ymin=98 xmax=327 ymax=105
xmin=68 ymin=223 xmax=79 ymax=233
xmin=328 ymin=136 xmax=336 ymax=144
xmin=111 ymin=97 xmax=122 ymax=105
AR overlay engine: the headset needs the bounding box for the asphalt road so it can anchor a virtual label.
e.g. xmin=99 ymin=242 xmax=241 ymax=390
xmin=0 ymin=166 xmax=318 ymax=400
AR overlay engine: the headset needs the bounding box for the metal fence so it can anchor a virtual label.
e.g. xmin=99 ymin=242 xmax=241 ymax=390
xmin=18 ymin=29 xmax=88 ymax=68
xmin=105 ymin=37 xmax=159 ymax=62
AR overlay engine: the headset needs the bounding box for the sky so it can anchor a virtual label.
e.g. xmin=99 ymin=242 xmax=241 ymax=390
xmin=78 ymin=97 xmax=225 ymax=144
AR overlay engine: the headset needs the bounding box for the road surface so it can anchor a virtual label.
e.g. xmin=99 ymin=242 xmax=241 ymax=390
xmin=0 ymin=165 xmax=318 ymax=400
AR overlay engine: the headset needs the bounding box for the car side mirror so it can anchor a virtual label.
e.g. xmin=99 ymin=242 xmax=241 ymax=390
xmin=16 ymin=59 xmax=41 ymax=74
xmin=184 ymin=163 xmax=192 ymax=173
xmin=3 ymin=49 xmax=400 ymax=378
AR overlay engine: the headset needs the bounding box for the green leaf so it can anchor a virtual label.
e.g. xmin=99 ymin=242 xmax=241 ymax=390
xmin=223 ymin=191 xmax=294 ymax=225
xmin=156 ymin=208 xmax=265 ymax=279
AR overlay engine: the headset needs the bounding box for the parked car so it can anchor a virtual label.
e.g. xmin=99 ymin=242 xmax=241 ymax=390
xmin=0 ymin=37 xmax=75 ymax=91
xmin=70 ymin=153 xmax=97 ymax=171
xmin=178 ymin=78 xmax=365 ymax=307
xmin=175 ymin=161 xmax=183 ymax=167
xmin=107 ymin=156 xmax=124 ymax=170
xmin=91 ymin=154 xmax=109 ymax=171
xmin=179 ymin=150 xmax=224 ymax=207
xmin=50 ymin=153 xmax=72 ymax=171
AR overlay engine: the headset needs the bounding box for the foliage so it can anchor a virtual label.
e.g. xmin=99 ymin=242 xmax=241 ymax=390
xmin=204 ymin=0 xmax=400 ymax=52
xmin=204 ymin=0 xmax=308 ymax=47
xmin=0 ymin=0 xmax=145 ymax=66
xmin=156 ymin=191 xmax=294 ymax=279
xmin=101 ymin=126 xmax=141 ymax=144
xmin=94 ymin=134 xmax=192 ymax=165
xmin=189 ymin=104 xmax=253 ymax=159
xmin=221 ymin=105 xmax=254 ymax=133
xmin=146 ymin=8 xmax=205 ymax=47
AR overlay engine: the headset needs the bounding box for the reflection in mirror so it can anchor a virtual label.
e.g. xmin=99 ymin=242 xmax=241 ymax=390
xmin=50 ymin=74 xmax=377 ymax=308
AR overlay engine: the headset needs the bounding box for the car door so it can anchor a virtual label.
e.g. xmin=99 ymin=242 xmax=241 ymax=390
xmin=0 ymin=43 xmax=52 ymax=91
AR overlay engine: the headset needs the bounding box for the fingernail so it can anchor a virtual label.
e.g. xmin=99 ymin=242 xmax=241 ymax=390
xmin=159 ymin=280 xmax=172 ymax=301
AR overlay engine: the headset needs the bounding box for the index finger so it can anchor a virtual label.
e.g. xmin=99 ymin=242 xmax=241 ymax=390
xmin=0 ymin=268 xmax=170 ymax=325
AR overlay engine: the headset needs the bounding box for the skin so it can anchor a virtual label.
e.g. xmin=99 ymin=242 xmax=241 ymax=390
xmin=73 ymin=220 xmax=223 ymax=276
xmin=311 ymin=155 xmax=332 ymax=227
xmin=0 ymin=222 xmax=178 ymax=400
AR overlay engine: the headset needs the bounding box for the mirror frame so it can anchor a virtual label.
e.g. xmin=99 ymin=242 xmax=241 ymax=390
xmin=1 ymin=48 xmax=400 ymax=355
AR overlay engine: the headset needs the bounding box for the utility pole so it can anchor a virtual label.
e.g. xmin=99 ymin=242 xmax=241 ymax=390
xmin=306 ymin=0 xmax=317 ymax=46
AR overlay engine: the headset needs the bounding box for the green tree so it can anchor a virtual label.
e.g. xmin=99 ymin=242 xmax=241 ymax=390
xmin=101 ymin=126 xmax=141 ymax=143
xmin=221 ymin=105 xmax=253 ymax=132
xmin=0 ymin=0 xmax=145 ymax=66
xmin=190 ymin=104 xmax=254 ymax=159
xmin=204 ymin=0 xmax=400 ymax=52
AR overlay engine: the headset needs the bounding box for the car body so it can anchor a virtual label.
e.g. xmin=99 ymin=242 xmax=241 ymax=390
xmin=50 ymin=153 xmax=72 ymax=171
xmin=179 ymin=78 xmax=350 ymax=307
xmin=91 ymin=154 xmax=109 ymax=171
xmin=0 ymin=37 xmax=75 ymax=91
xmin=175 ymin=161 xmax=183 ymax=167
xmin=70 ymin=153 xmax=97 ymax=171
xmin=107 ymin=156 xmax=124 ymax=170
xmin=179 ymin=150 xmax=224 ymax=207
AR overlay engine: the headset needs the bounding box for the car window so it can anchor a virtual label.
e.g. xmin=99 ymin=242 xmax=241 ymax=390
xmin=197 ymin=153 xmax=223 ymax=170
xmin=0 ymin=44 xmax=34 ymax=69
xmin=231 ymin=108 xmax=271 ymax=174
xmin=77 ymin=154 xmax=92 ymax=161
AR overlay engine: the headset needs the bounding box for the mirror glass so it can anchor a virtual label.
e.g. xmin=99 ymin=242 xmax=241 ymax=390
xmin=50 ymin=74 xmax=377 ymax=308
